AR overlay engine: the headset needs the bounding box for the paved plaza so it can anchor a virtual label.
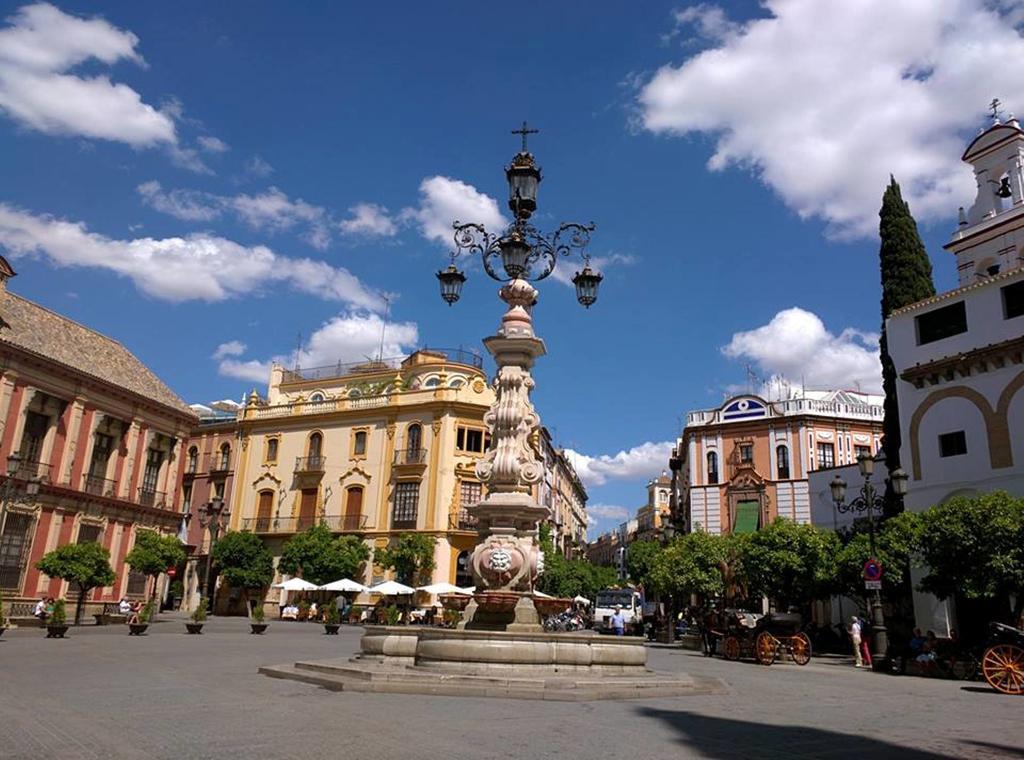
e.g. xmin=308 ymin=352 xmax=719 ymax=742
xmin=0 ymin=617 xmax=1018 ymax=760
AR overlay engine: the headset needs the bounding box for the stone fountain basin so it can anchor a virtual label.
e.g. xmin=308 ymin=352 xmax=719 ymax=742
xmin=438 ymin=594 xmax=472 ymax=612
xmin=472 ymin=592 xmax=521 ymax=614
xmin=532 ymin=596 xmax=572 ymax=616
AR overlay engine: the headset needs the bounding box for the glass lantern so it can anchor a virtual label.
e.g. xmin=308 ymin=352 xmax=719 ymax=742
xmin=506 ymin=153 xmax=541 ymax=220
xmin=436 ymin=264 xmax=466 ymax=306
xmin=499 ymin=234 xmax=531 ymax=279
xmin=571 ymin=265 xmax=603 ymax=308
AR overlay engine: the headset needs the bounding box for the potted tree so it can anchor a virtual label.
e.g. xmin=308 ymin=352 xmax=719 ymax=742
xmin=186 ymin=598 xmax=207 ymax=634
xmin=45 ymin=599 xmax=68 ymax=638
xmin=125 ymin=530 xmax=186 ymax=623
xmin=129 ymin=600 xmax=154 ymax=636
xmin=210 ymin=531 xmax=274 ymax=635
xmin=322 ymin=599 xmax=340 ymax=634
xmin=35 ymin=542 xmax=116 ymax=626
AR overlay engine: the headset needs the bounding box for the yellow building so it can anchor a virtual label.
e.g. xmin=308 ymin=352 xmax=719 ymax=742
xmin=229 ymin=349 xmax=496 ymax=597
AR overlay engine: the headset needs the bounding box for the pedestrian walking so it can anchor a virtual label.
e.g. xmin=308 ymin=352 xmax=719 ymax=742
xmin=850 ymin=615 xmax=864 ymax=668
xmin=610 ymin=604 xmax=626 ymax=636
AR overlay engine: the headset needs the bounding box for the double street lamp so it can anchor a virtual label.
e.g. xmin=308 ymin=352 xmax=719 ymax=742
xmin=197 ymin=497 xmax=230 ymax=612
xmin=829 ymin=454 xmax=908 ymax=668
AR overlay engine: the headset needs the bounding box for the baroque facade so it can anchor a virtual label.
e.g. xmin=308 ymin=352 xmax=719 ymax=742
xmin=0 ymin=259 xmax=195 ymax=614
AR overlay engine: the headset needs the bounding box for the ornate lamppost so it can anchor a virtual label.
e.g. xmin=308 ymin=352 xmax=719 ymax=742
xmin=435 ymin=123 xmax=601 ymax=625
xmin=659 ymin=522 xmax=677 ymax=643
xmin=830 ymin=453 xmax=908 ymax=668
xmin=197 ymin=497 xmax=230 ymax=613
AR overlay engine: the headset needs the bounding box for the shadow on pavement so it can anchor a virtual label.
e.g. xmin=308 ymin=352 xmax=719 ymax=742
xmin=959 ymin=740 xmax=1024 ymax=758
xmin=636 ymin=707 xmax=956 ymax=759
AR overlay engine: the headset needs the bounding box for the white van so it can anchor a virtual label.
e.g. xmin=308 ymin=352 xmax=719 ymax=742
xmin=594 ymin=588 xmax=642 ymax=633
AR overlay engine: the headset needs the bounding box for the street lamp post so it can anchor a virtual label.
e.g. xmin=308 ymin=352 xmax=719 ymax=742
xmin=830 ymin=453 xmax=909 ymax=669
xmin=660 ymin=522 xmax=677 ymax=644
xmin=197 ymin=497 xmax=229 ymax=613
xmin=436 ymin=123 xmax=600 ymax=616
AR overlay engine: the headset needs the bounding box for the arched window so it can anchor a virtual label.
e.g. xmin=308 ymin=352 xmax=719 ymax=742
xmin=265 ymin=437 xmax=278 ymax=463
xmin=407 ymin=423 xmax=422 ymax=455
xmin=309 ymin=391 xmax=325 ymax=402
xmin=256 ymin=489 xmax=274 ymax=530
xmin=307 ymin=432 xmax=323 ymax=467
xmin=776 ymin=445 xmax=790 ymax=480
xmin=187 ymin=446 xmax=198 ymax=473
xmin=219 ymin=442 xmax=231 ymax=470
xmin=448 ymin=378 xmax=464 ymax=388
xmin=454 ymin=550 xmax=473 ymax=588
xmin=706 ymin=451 xmax=718 ymax=485
xmin=423 ymin=377 xmax=440 ymax=388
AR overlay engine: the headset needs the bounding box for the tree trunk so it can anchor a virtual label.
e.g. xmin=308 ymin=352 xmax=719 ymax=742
xmin=149 ymin=574 xmax=160 ymax=620
xmin=75 ymin=584 xmax=86 ymax=626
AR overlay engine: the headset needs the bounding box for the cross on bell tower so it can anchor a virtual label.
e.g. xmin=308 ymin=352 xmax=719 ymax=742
xmin=511 ymin=121 xmax=539 ymax=153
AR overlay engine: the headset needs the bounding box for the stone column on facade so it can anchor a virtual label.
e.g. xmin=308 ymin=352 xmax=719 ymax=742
xmin=0 ymin=371 xmax=20 ymax=448
xmin=0 ymin=381 xmax=30 ymax=461
xmin=124 ymin=421 xmax=149 ymax=502
xmin=53 ymin=398 xmax=85 ymax=486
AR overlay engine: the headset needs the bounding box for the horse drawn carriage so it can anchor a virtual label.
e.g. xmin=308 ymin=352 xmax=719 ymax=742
xmin=713 ymin=610 xmax=812 ymax=666
xmin=982 ymin=622 xmax=1024 ymax=695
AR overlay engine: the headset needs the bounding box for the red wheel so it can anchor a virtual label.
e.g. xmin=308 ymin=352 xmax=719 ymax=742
xmin=982 ymin=643 xmax=1024 ymax=695
xmin=755 ymin=631 xmax=777 ymax=666
xmin=723 ymin=636 xmax=741 ymax=661
xmin=790 ymin=632 xmax=812 ymax=666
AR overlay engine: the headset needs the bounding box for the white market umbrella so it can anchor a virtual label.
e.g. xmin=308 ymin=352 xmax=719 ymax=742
xmin=320 ymin=578 xmax=369 ymax=593
xmin=573 ymin=595 xmax=591 ymax=606
xmin=369 ymin=580 xmax=416 ymax=596
xmin=273 ymin=577 xmax=318 ymax=592
xmin=533 ymin=589 xmax=552 ymax=598
xmin=417 ymin=582 xmax=471 ymax=595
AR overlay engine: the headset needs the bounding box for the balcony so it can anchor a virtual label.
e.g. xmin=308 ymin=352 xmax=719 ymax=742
xmin=137 ymin=487 xmax=166 ymax=508
xmin=12 ymin=459 xmax=50 ymax=483
xmin=240 ymin=514 xmax=368 ymax=534
xmin=448 ymin=509 xmax=479 ymax=531
xmin=294 ymin=455 xmax=326 ymax=474
xmin=82 ymin=474 xmax=118 ymax=497
xmin=208 ymin=456 xmax=232 ymax=476
xmin=393 ymin=448 xmax=428 ymax=473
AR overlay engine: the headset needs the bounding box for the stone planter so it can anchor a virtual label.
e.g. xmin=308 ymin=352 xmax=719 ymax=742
xmin=185 ymin=623 xmax=204 ymax=634
xmin=323 ymin=624 xmax=340 ymax=635
xmin=128 ymin=623 xmax=149 ymax=636
xmin=532 ymin=596 xmax=572 ymax=617
xmin=250 ymin=623 xmax=268 ymax=635
xmin=473 ymin=592 xmax=521 ymax=614
xmin=46 ymin=625 xmax=69 ymax=638
xmin=438 ymin=594 xmax=472 ymax=612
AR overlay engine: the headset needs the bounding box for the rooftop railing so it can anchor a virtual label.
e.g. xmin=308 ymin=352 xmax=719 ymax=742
xmin=281 ymin=347 xmax=483 ymax=383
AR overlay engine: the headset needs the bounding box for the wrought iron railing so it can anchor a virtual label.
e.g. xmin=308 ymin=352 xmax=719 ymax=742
xmin=240 ymin=514 xmax=368 ymax=533
xmin=448 ymin=510 xmax=479 ymax=531
xmin=394 ymin=448 xmax=427 ymax=465
xmin=208 ymin=455 xmax=231 ymax=474
xmin=294 ymin=455 xmax=326 ymax=473
xmin=12 ymin=459 xmax=50 ymax=482
xmin=137 ymin=487 xmax=166 ymax=508
xmin=280 ymin=347 xmax=483 ymax=382
xmin=83 ymin=474 xmax=118 ymax=497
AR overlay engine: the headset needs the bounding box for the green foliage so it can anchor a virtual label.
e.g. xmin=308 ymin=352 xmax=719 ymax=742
xmin=384 ymin=604 xmax=401 ymax=626
xmin=50 ymin=599 xmax=66 ymax=626
xmin=537 ymin=551 xmax=618 ymax=600
xmin=125 ymin=530 xmax=186 ymax=587
xmin=322 ymin=598 xmax=340 ymax=625
xmin=878 ymin=177 xmax=936 ymax=481
xmin=624 ymin=540 xmax=662 ymax=589
xmin=139 ymin=600 xmax=155 ymax=624
xmin=834 ymin=511 xmax=921 ymax=601
xmin=916 ymin=491 xmax=1024 ymax=620
xmin=212 ymin=531 xmax=274 ymax=591
xmin=278 ymin=525 xmax=370 ymax=587
xmin=442 ymin=608 xmax=461 ymax=627
xmin=375 ymin=533 xmax=436 ymax=585
xmin=742 ymin=519 xmax=840 ymax=610
xmin=36 ymin=542 xmax=117 ymax=625
xmin=251 ymin=603 xmax=265 ymax=623
xmin=191 ymin=599 xmax=207 ymax=623
xmin=649 ymin=531 xmax=726 ymax=602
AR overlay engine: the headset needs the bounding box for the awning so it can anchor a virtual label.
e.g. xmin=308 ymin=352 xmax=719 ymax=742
xmin=734 ymin=501 xmax=760 ymax=534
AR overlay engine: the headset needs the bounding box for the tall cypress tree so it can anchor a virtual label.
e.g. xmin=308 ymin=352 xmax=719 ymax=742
xmin=878 ymin=176 xmax=935 ymax=515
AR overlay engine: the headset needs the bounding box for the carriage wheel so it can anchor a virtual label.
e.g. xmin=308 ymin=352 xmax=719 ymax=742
xmin=723 ymin=636 xmax=741 ymax=661
xmin=790 ymin=632 xmax=812 ymax=666
xmin=982 ymin=643 xmax=1024 ymax=695
xmin=755 ymin=631 xmax=777 ymax=666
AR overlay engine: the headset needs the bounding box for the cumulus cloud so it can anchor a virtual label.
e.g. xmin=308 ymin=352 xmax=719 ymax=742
xmin=138 ymin=181 xmax=332 ymax=249
xmin=404 ymin=176 xmax=506 ymax=245
xmin=0 ymin=3 xmax=209 ymax=170
xmin=550 ymin=253 xmax=636 ymax=288
xmin=637 ymin=0 xmax=1024 ymax=238
xmin=197 ymin=135 xmax=228 ymax=153
xmin=0 ymin=203 xmax=384 ymax=309
xmin=212 ymin=340 xmax=246 ymax=360
xmin=587 ymin=504 xmax=631 ymax=522
xmin=664 ymin=4 xmax=740 ymax=44
xmin=245 ymin=155 xmax=273 ymax=177
xmin=216 ymin=312 xmax=419 ymax=382
xmin=339 ymin=203 xmax=397 ymax=237
xmin=722 ymin=307 xmax=881 ymax=393
xmin=565 ymin=441 xmax=675 ymax=487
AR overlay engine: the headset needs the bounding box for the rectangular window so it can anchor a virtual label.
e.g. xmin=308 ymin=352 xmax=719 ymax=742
xmin=739 ymin=444 xmax=753 ymax=463
xmin=213 ymin=481 xmax=225 ymax=500
xmin=938 ymin=431 xmax=967 ymax=458
xmin=142 ymin=448 xmax=162 ymax=493
xmin=265 ymin=438 xmax=278 ymax=463
xmin=392 ymin=481 xmax=419 ymax=528
xmin=77 ymin=524 xmax=102 ymax=544
xmin=456 ymin=426 xmax=486 ymax=453
xmin=1002 ymin=280 xmax=1024 ymax=320
xmin=460 ymin=480 xmax=482 ymax=508
xmin=19 ymin=411 xmax=49 ymax=463
xmin=126 ymin=568 xmax=148 ymax=596
xmin=353 ymin=430 xmax=367 ymax=456
xmin=88 ymin=433 xmax=113 ymax=479
xmin=0 ymin=512 xmax=33 ymax=590
xmin=297 ymin=487 xmax=317 ymax=529
xmin=854 ymin=445 xmax=872 ymax=460
xmin=181 ymin=483 xmax=193 ymax=513
xmin=816 ymin=442 xmax=835 ymax=469
xmin=915 ymin=301 xmax=968 ymax=345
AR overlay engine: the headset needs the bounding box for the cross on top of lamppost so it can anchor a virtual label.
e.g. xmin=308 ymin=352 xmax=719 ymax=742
xmin=511 ymin=121 xmax=539 ymax=153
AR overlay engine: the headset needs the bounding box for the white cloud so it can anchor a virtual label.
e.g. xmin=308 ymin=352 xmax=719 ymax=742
xmin=212 ymin=340 xmax=246 ymax=360
xmin=550 ymin=253 xmax=636 ymax=287
xmin=0 ymin=203 xmax=384 ymax=310
xmin=666 ymin=4 xmax=740 ymax=44
xmin=564 ymin=441 xmax=675 ymax=487
xmin=137 ymin=181 xmax=332 ymax=249
xmin=245 ymin=155 xmax=273 ymax=177
xmin=587 ymin=504 xmax=631 ymax=522
xmin=405 ymin=176 xmax=506 ymax=245
xmin=637 ymin=0 xmax=1024 ymax=238
xmin=197 ymin=135 xmax=228 ymax=153
xmin=722 ymin=307 xmax=881 ymax=393
xmin=0 ymin=3 xmax=210 ymax=169
xmin=216 ymin=312 xmax=419 ymax=382
xmin=339 ymin=203 xmax=397 ymax=237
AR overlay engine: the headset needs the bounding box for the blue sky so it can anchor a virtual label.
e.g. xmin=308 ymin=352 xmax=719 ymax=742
xmin=2 ymin=1 xmax=1021 ymax=533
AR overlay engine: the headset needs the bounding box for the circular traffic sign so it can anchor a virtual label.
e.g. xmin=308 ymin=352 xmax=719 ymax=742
xmin=863 ymin=558 xmax=883 ymax=581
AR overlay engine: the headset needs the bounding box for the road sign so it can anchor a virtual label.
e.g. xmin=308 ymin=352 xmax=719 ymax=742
xmin=864 ymin=579 xmax=882 ymax=590
xmin=166 ymin=568 xmax=177 ymax=578
xmin=863 ymin=558 xmax=883 ymax=582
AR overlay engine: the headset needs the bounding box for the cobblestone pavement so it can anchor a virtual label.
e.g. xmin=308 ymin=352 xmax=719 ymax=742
xmin=0 ymin=617 xmax=1018 ymax=760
